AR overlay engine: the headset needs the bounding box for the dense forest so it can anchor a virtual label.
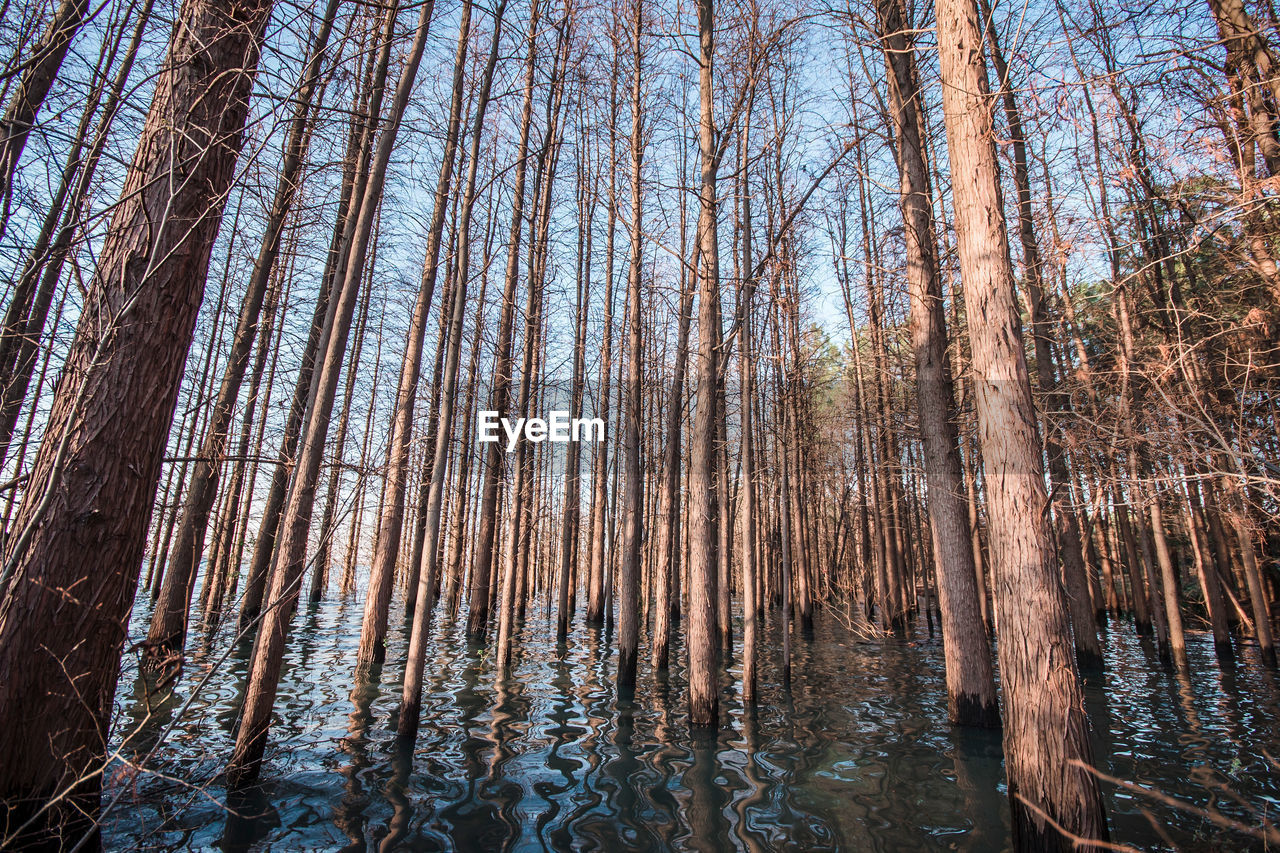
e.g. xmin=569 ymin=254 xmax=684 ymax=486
xmin=0 ymin=0 xmax=1277 ymax=848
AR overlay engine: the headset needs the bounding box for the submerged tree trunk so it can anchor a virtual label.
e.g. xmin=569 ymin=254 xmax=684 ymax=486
xmin=227 ymin=0 xmax=435 ymax=788
xmin=0 ymin=0 xmax=277 ymax=841
xmin=617 ymin=0 xmax=646 ymax=688
xmin=467 ymin=0 xmax=541 ymax=641
xmin=931 ymin=0 xmax=1110 ymax=844
xmin=687 ymin=0 xmax=721 ymax=728
xmin=357 ymin=0 xmax=472 ymax=666
xmin=877 ymin=0 xmax=999 ymax=727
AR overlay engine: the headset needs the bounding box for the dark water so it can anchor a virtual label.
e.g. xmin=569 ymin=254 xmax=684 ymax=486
xmin=104 ymin=592 xmax=1280 ymax=851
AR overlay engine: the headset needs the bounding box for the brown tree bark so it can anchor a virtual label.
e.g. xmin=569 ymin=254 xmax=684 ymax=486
xmin=981 ymin=0 xmax=1102 ymax=669
xmin=227 ymin=0 xmax=436 ymax=787
xmin=0 ymin=0 xmax=277 ymax=841
xmin=931 ymin=0 xmax=1109 ymax=844
xmin=618 ymin=0 xmax=646 ymax=688
xmin=686 ymin=0 xmax=722 ymax=727
xmin=357 ymin=0 xmax=473 ymax=665
xmin=147 ymin=0 xmax=342 ymax=656
xmin=877 ymin=0 xmax=999 ymax=726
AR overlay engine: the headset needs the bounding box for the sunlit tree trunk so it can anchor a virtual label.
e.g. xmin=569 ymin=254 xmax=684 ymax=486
xmin=357 ymin=0 xmax=472 ymax=665
xmin=877 ymin=0 xmax=998 ymax=726
xmin=618 ymin=0 xmax=646 ymax=688
xmin=686 ymin=0 xmax=722 ymax=726
xmin=931 ymin=0 xmax=1109 ymax=843
xmin=148 ymin=0 xmax=343 ymax=656
xmin=227 ymin=0 xmax=435 ymax=787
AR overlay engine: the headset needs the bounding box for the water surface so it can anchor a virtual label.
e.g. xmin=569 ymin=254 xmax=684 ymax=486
xmin=104 ymin=593 xmax=1280 ymax=851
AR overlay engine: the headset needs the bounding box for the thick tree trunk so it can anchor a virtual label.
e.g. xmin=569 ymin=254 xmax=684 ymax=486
xmin=0 ymin=0 xmax=276 ymax=842
xmin=931 ymin=0 xmax=1109 ymax=844
xmin=981 ymin=0 xmax=1102 ymax=669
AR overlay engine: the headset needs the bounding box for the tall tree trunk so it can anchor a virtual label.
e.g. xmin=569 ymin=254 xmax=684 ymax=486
xmin=467 ymin=0 xmax=541 ymax=640
xmin=399 ymin=0 xmax=508 ymax=736
xmin=981 ymin=0 xmax=1102 ymax=669
xmin=238 ymin=4 xmax=391 ymax=632
xmin=650 ymin=241 xmax=694 ymax=672
xmin=147 ymin=0 xmax=343 ymax=656
xmin=227 ymin=0 xmax=436 ymax=788
xmin=557 ymin=145 xmax=594 ymax=641
xmin=687 ymin=0 xmax=721 ymax=727
xmin=0 ymin=0 xmax=277 ymax=840
xmin=357 ymin=0 xmax=473 ymax=665
xmin=586 ymin=58 xmax=619 ymax=628
xmin=931 ymin=0 xmax=1109 ymax=843
xmin=617 ymin=0 xmax=646 ymax=688
xmin=877 ymin=0 xmax=999 ymax=726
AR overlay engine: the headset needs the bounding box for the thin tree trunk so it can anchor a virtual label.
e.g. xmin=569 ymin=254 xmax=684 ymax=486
xmin=617 ymin=0 xmax=646 ymax=689
xmin=0 ymin=0 xmax=90 ymax=227
xmin=400 ymin=0 xmax=508 ymax=736
xmin=227 ymin=0 xmax=436 ymax=787
xmin=357 ymin=0 xmax=473 ymax=665
xmin=147 ymin=0 xmax=342 ymax=655
xmin=467 ymin=0 xmax=541 ymax=640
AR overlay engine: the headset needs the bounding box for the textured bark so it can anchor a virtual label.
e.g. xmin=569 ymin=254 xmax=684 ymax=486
xmin=877 ymin=0 xmax=999 ymax=727
xmin=687 ymin=0 xmax=721 ymax=727
xmin=931 ymin=0 xmax=1109 ymax=844
xmin=981 ymin=0 xmax=1102 ymax=670
xmin=0 ymin=0 xmax=276 ymax=842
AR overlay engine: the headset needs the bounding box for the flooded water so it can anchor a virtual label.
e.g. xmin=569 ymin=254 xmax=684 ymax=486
xmin=104 ymin=592 xmax=1280 ymax=851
